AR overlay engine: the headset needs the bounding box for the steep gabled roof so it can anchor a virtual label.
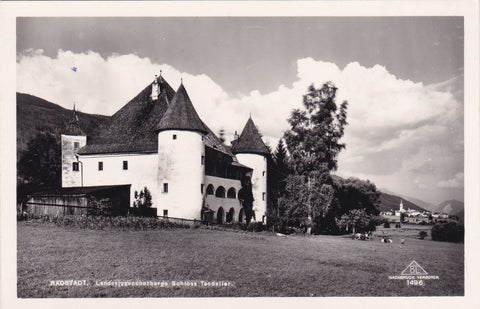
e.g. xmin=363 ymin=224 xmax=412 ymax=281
xmin=78 ymin=76 xmax=174 ymax=154
xmin=62 ymin=106 xmax=85 ymax=136
xmin=231 ymin=116 xmax=269 ymax=155
xmin=202 ymin=121 xmax=235 ymax=158
xmin=156 ymin=83 xmax=207 ymax=134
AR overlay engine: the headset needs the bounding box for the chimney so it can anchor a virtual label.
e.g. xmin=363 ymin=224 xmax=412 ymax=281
xmin=151 ymin=74 xmax=160 ymax=101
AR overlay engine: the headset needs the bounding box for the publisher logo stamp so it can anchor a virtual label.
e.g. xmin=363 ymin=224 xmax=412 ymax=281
xmin=389 ymin=261 xmax=439 ymax=286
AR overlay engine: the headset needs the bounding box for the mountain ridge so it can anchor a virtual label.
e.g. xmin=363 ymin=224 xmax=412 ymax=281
xmin=17 ymin=92 xmax=109 ymax=159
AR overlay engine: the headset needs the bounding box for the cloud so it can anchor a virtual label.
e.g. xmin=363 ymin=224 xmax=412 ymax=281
xmin=17 ymin=50 xmax=463 ymax=203
xmin=437 ymin=172 xmax=464 ymax=188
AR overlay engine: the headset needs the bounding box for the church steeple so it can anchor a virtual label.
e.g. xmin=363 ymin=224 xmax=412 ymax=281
xmin=63 ymin=104 xmax=85 ymax=136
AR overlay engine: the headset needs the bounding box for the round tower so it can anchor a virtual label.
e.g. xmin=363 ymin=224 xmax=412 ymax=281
xmin=156 ymin=83 xmax=206 ymax=219
xmin=61 ymin=105 xmax=87 ymax=187
xmin=231 ymin=116 xmax=269 ymax=222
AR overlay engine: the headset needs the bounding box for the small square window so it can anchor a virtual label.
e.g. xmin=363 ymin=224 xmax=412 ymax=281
xmin=98 ymin=161 xmax=103 ymax=171
xmin=72 ymin=162 xmax=79 ymax=171
xmin=74 ymin=142 xmax=80 ymax=150
xmin=163 ymin=209 xmax=168 ymax=217
xmin=262 ymin=171 xmax=266 ymax=176
xmin=123 ymin=161 xmax=128 ymax=170
xmin=163 ymin=183 xmax=169 ymax=193
xmin=172 ymin=134 xmax=177 ymax=140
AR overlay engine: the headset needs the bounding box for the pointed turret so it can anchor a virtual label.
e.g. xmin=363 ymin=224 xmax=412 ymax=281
xmin=231 ymin=116 xmax=269 ymax=155
xmin=61 ymin=104 xmax=87 ymax=187
xmin=156 ymin=81 xmax=206 ymax=220
xmin=156 ymin=83 xmax=207 ymax=134
xmin=63 ymin=104 xmax=85 ymax=136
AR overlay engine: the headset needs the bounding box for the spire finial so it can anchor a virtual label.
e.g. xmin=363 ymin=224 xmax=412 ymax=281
xmin=159 ymin=69 xmax=162 ymax=76
xmin=180 ymin=77 xmax=183 ymax=84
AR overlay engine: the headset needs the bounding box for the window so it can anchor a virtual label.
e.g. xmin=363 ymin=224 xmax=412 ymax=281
xmin=98 ymin=161 xmax=103 ymax=171
xmin=262 ymin=171 xmax=266 ymax=176
xmin=72 ymin=162 xmax=79 ymax=171
xmin=163 ymin=183 xmax=169 ymax=193
xmin=172 ymin=134 xmax=177 ymax=140
xmin=201 ymin=155 xmax=205 ymax=165
xmin=163 ymin=209 xmax=168 ymax=217
xmin=201 ymin=184 xmax=204 ymax=194
xmin=123 ymin=161 xmax=128 ymax=170
xmin=215 ymin=186 xmax=226 ymax=198
xmin=74 ymin=142 xmax=80 ymax=150
xmin=262 ymin=192 xmax=266 ymax=201
xmin=206 ymin=184 xmax=214 ymax=195
xmin=227 ymin=188 xmax=236 ymax=199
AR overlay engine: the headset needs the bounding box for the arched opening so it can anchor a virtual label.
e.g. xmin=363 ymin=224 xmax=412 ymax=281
xmin=206 ymin=184 xmax=214 ymax=195
xmin=216 ymin=207 xmax=224 ymax=224
xmin=215 ymin=186 xmax=226 ymax=198
xmin=226 ymin=208 xmax=235 ymax=223
xmin=227 ymin=187 xmax=236 ymax=199
xmin=238 ymin=208 xmax=244 ymax=223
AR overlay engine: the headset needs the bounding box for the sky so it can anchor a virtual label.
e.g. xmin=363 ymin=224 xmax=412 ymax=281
xmin=16 ymin=17 xmax=464 ymax=205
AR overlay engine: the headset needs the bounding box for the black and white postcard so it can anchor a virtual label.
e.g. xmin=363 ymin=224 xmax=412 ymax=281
xmin=1 ymin=1 xmax=479 ymax=308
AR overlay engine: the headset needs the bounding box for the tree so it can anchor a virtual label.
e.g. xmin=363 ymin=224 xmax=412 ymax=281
xmin=281 ymin=82 xmax=348 ymax=233
xmin=133 ymin=187 xmax=153 ymax=217
xmin=239 ymin=176 xmax=255 ymax=224
xmin=273 ymin=139 xmax=289 ymax=179
xmin=332 ymin=177 xmax=380 ymax=217
xmin=336 ymin=208 xmax=377 ymax=234
xmin=284 ymin=82 xmax=347 ymax=174
xmin=18 ymin=132 xmax=61 ymax=188
xmin=266 ymin=139 xmax=291 ymax=231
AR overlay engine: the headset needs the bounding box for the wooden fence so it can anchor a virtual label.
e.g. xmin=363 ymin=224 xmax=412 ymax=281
xmin=24 ymin=195 xmax=90 ymax=216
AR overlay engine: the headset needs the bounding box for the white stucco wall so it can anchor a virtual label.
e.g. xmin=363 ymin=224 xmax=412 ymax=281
xmin=77 ymin=153 xmax=158 ymax=207
xmin=157 ymin=130 xmax=205 ymax=220
xmin=61 ymin=134 xmax=87 ymax=187
xmin=204 ymin=175 xmax=243 ymax=223
xmin=235 ymin=153 xmax=267 ymax=222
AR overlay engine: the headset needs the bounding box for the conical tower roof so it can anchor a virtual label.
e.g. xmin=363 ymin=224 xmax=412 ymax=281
xmin=63 ymin=105 xmax=85 ymax=136
xmin=156 ymin=83 xmax=207 ymax=134
xmin=231 ymin=116 xmax=269 ymax=155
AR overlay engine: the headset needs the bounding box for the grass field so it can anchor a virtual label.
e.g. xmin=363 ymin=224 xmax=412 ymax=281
xmin=17 ymin=221 xmax=464 ymax=297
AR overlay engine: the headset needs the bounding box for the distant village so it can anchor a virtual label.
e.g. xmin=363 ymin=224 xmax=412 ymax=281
xmin=380 ymin=200 xmax=452 ymax=224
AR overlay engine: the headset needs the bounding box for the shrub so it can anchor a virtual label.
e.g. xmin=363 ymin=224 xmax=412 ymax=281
xmin=246 ymin=222 xmax=265 ymax=232
xmin=431 ymin=221 xmax=464 ymax=243
xmin=418 ymin=231 xmax=428 ymax=239
xmin=383 ymin=221 xmax=390 ymax=228
xmin=17 ymin=213 xmax=190 ymax=230
xmin=87 ymin=197 xmax=113 ymax=217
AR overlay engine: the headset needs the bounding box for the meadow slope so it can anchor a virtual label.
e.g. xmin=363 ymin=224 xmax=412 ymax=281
xmin=17 ymin=222 xmax=463 ymax=297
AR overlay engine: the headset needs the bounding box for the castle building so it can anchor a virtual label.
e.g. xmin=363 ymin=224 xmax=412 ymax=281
xmin=61 ymin=74 xmax=270 ymax=223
